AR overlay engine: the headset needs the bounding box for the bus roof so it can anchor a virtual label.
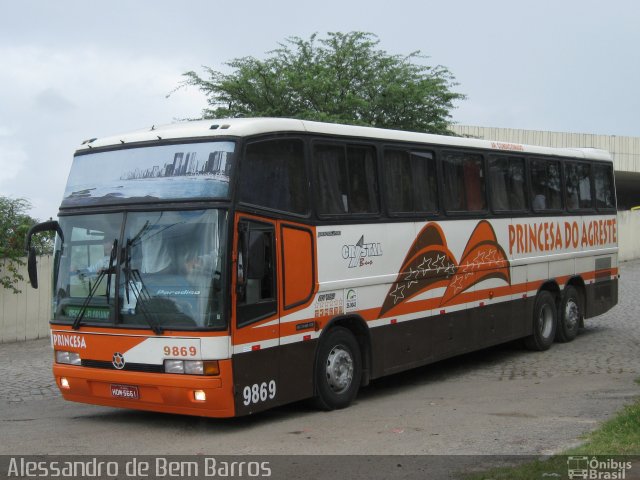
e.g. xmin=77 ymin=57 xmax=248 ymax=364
xmin=77 ymin=117 xmax=613 ymax=161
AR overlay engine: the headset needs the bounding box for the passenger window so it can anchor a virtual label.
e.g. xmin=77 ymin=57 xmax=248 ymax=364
xmin=530 ymin=159 xmax=563 ymax=211
xmin=240 ymin=139 xmax=308 ymax=215
xmin=313 ymin=143 xmax=379 ymax=215
xmin=488 ymin=156 xmax=527 ymax=212
xmin=565 ymin=161 xmax=594 ymax=210
xmin=594 ymin=164 xmax=616 ymax=210
xmin=384 ymin=149 xmax=438 ymax=214
xmin=442 ymin=151 xmax=486 ymax=212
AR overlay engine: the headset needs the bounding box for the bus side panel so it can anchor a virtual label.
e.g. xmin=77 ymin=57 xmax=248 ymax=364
xmin=585 ymin=255 xmax=618 ymax=318
xmin=232 ymin=340 xmax=317 ymax=416
xmin=232 ymin=348 xmax=280 ymax=416
xmin=370 ymin=296 xmax=535 ymax=379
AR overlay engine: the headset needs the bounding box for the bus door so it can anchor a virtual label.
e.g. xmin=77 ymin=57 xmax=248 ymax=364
xmin=276 ymin=221 xmax=317 ymax=403
xmin=232 ymin=215 xmax=280 ymax=415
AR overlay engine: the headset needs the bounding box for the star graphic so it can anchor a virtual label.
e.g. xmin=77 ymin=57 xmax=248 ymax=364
xmin=450 ymin=275 xmax=464 ymax=292
xmin=390 ymin=284 xmax=406 ymax=304
xmin=419 ymin=257 xmax=432 ymax=277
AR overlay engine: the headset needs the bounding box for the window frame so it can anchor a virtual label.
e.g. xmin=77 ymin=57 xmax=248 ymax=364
xmin=382 ymin=146 xmax=440 ymax=218
xmin=440 ymin=149 xmax=489 ymax=217
xmin=592 ymin=161 xmax=617 ymax=213
xmin=238 ymin=136 xmax=312 ymax=219
xmin=527 ymin=156 xmax=565 ymax=215
xmin=562 ymin=159 xmax=595 ymax=213
xmin=487 ymin=154 xmax=530 ymax=215
xmin=311 ymin=139 xmax=381 ymax=219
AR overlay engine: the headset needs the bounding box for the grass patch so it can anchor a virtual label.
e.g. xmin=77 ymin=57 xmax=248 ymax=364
xmin=465 ymin=379 xmax=640 ymax=479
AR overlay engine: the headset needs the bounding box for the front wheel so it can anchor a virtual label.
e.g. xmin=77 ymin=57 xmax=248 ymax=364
xmin=556 ymin=286 xmax=582 ymax=343
xmin=524 ymin=290 xmax=557 ymax=351
xmin=313 ymin=327 xmax=361 ymax=411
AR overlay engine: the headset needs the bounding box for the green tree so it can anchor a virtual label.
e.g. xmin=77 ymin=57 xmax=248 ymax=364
xmin=0 ymin=196 xmax=54 ymax=293
xmin=181 ymin=32 xmax=465 ymax=134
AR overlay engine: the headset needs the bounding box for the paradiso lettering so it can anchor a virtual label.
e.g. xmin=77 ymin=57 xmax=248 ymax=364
xmin=52 ymin=333 xmax=87 ymax=349
xmin=508 ymin=218 xmax=617 ymax=255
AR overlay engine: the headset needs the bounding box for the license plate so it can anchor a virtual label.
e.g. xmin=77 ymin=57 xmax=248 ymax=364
xmin=110 ymin=384 xmax=139 ymax=400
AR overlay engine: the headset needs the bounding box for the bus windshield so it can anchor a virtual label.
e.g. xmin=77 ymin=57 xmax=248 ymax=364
xmin=53 ymin=209 xmax=228 ymax=330
xmin=62 ymin=141 xmax=235 ymax=208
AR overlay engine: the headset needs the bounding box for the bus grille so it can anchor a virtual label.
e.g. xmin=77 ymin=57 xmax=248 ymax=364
xmin=81 ymin=359 xmax=164 ymax=373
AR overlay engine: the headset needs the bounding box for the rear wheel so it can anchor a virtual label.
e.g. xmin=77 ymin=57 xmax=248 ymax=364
xmin=556 ymin=286 xmax=582 ymax=343
xmin=313 ymin=327 xmax=361 ymax=411
xmin=524 ymin=290 xmax=557 ymax=351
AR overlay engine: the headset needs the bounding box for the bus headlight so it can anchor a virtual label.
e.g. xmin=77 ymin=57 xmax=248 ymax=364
xmin=163 ymin=360 xmax=219 ymax=376
xmin=55 ymin=351 xmax=82 ymax=365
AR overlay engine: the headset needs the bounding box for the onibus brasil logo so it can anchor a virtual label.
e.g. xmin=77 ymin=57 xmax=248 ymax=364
xmin=567 ymin=456 xmax=632 ymax=479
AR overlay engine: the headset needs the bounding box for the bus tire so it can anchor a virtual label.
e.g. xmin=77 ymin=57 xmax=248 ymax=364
xmin=313 ymin=327 xmax=362 ymax=411
xmin=524 ymin=290 xmax=557 ymax=351
xmin=555 ymin=286 xmax=581 ymax=343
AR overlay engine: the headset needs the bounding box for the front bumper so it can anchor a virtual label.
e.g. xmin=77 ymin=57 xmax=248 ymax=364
xmin=53 ymin=360 xmax=235 ymax=418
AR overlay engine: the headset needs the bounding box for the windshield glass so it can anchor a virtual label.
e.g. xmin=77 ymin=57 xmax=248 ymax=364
xmin=62 ymin=141 xmax=235 ymax=208
xmin=53 ymin=209 xmax=228 ymax=330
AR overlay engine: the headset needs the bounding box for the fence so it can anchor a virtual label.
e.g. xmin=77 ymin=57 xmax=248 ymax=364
xmin=1 ymin=212 xmax=640 ymax=343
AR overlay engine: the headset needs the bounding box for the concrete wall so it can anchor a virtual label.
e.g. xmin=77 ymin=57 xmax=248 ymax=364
xmin=618 ymin=210 xmax=640 ymax=262
xmin=1 ymin=212 xmax=639 ymax=343
xmin=0 ymin=256 xmax=52 ymax=343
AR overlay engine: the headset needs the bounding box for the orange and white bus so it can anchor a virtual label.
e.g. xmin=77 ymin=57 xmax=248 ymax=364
xmin=26 ymin=118 xmax=618 ymax=417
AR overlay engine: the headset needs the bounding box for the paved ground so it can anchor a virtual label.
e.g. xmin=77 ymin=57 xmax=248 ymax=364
xmin=0 ymin=261 xmax=638 ymax=458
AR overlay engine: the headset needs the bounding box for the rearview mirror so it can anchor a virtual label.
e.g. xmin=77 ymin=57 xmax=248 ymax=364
xmin=24 ymin=220 xmax=63 ymax=289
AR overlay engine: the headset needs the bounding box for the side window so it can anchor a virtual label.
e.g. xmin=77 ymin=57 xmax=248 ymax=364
xmin=488 ymin=156 xmax=527 ymax=212
xmin=442 ymin=151 xmax=486 ymax=212
xmin=313 ymin=143 xmax=379 ymax=215
xmin=239 ymin=139 xmax=308 ymax=215
xmin=594 ymin=164 xmax=616 ymax=210
xmin=236 ymin=220 xmax=277 ymax=327
xmin=530 ymin=159 xmax=563 ymax=211
xmin=565 ymin=161 xmax=594 ymax=210
xmin=384 ymin=149 xmax=438 ymax=214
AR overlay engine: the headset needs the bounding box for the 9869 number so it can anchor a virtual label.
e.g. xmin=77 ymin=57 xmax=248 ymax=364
xmin=163 ymin=346 xmax=197 ymax=357
xmin=242 ymin=380 xmax=276 ymax=406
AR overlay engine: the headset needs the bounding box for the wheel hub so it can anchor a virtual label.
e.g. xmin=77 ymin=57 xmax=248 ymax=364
xmin=539 ymin=304 xmax=554 ymax=338
xmin=326 ymin=345 xmax=354 ymax=394
xmin=564 ymin=299 xmax=579 ymax=329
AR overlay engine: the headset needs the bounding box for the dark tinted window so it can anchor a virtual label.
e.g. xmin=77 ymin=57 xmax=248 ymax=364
xmin=442 ymin=151 xmax=486 ymax=212
xmin=565 ymin=161 xmax=593 ymax=210
xmin=594 ymin=163 xmax=616 ymax=210
xmin=313 ymin=143 xmax=379 ymax=215
xmin=488 ymin=156 xmax=527 ymax=211
xmin=530 ymin=159 xmax=563 ymax=211
xmin=240 ymin=139 xmax=308 ymax=214
xmin=384 ymin=149 xmax=438 ymax=214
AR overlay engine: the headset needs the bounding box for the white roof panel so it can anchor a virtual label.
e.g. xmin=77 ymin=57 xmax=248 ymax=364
xmin=77 ymin=118 xmax=613 ymax=161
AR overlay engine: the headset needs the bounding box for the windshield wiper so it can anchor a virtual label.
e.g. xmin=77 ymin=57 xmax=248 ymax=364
xmin=123 ymin=237 xmax=164 ymax=335
xmin=72 ymin=238 xmax=118 ymax=330
xmin=105 ymin=238 xmax=117 ymax=302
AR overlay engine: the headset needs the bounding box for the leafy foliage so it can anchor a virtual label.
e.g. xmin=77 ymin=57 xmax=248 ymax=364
xmin=181 ymin=32 xmax=465 ymax=134
xmin=0 ymin=196 xmax=54 ymax=293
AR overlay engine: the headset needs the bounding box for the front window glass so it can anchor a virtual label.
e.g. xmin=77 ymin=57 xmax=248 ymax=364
xmin=53 ymin=209 xmax=227 ymax=330
xmin=62 ymin=141 xmax=235 ymax=208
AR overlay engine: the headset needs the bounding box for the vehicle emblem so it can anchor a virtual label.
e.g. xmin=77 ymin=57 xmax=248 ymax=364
xmin=112 ymin=352 xmax=126 ymax=370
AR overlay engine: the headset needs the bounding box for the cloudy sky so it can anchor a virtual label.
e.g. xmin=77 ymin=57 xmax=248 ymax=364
xmin=1 ymin=0 xmax=638 ymax=221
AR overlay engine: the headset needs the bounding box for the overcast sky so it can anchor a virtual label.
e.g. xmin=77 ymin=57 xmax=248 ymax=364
xmin=1 ymin=0 xmax=638 ymax=221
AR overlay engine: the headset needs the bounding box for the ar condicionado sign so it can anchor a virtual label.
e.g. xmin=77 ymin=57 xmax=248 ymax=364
xmin=508 ymin=218 xmax=617 ymax=255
